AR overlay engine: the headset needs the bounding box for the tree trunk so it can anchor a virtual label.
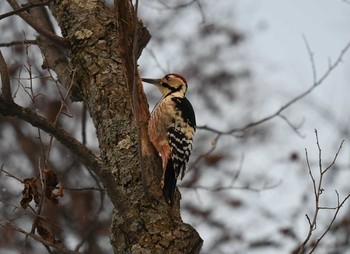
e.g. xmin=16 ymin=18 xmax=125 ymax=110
xmin=48 ymin=1 xmax=202 ymax=253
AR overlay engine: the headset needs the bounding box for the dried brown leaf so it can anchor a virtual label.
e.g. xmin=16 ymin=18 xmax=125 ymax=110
xmin=42 ymin=168 xmax=63 ymax=204
xmin=35 ymin=218 xmax=55 ymax=244
xmin=20 ymin=178 xmax=40 ymax=209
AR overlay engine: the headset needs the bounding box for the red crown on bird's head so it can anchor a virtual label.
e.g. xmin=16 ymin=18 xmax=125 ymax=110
xmin=167 ymin=73 xmax=187 ymax=84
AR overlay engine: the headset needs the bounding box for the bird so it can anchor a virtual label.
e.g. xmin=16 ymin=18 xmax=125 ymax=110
xmin=142 ymin=73 xmax=196 ymax=204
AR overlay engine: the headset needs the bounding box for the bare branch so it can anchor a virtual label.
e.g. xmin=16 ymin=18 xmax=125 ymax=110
xmin=0 ymin=220 xmax=81 ymax=254
xmin=145 ymin=49 xmax=168 ymax=73
xmin=45 ymin=68 xmax=76 ymax=166
xmin=197 ymin=41 xmax=350 ymax=135
xmin=24 ymin=1 xmax=73 ymax=91
xmin=81 ymin=104 xmax=87 ymax=145
xmin=158 ymin=0 xmax=198 ymax=9
xmin=0 ymin=0 xmax=51 ymax=20
xmin=298 ymin=132 xmax=323 ymax=253
xmin=315 ymin=129 xmax=322 ymax=174
xmin=278 ymin=114 xmax=305 ymax=138
xmin=303 ymin=35 xmax=317 ymax=84
xmin=0 ymin=50 xmax=13 ymax=102
xmin=0 ymin=198 xmax=53 ymax=223
xmin=63 ymin=186 xmax=105 ymax=192
xmin=323 ymin=140 xmax=345 ymax=174
xmin=0 ymin=40 xmax=38 ymax=47
xmin=0 ymin=165 xmax=24 ymax=183
xmin=297 ymin=132 xmax=348 ymax=253
xmin=0 ymin=102 xmax=102 ymax=174
xmin=74 ymin=168 xmax=105 ymax=251
xmin=6 ymin=0 xmax=69 ymax=47
xmin=181 ymin=179 xmax=281 ymax=193
xmin=189 ymin=135 xmax=220 ymax=170
xmin=305 ymin=148 xmax=317 ymax=201
xmin=194 ymin=42 xmax=350 ymax=171
xmin=309 ymin=192 xmax=350 ymax=254
xmin=157 ymin=0 xmax=205 ymax=23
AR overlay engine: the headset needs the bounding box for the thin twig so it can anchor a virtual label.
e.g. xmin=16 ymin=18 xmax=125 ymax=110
xmin=0 ymin=40 xmax=38 ymax=47
xmin=0 ymin=1 xmax=51 ymax=20
xmin=181 ymin=179 xmax=281 ymax=193
xmin=229 ymin=154 xmax=245 ymax=186
xmin=82 ymin=104 xmax=87 ymax=145
xmin=74 ymin=165 xmax=105 ymax=251
xmin=158 ymin=0 xmax=198 ymax=10
xmin=278 ymin=114 xmax=305 ymax=138
xmin=309 ymin=191 xmax=350 ymax=254
xmin=189 ymin=134 xmax=220 ymax=169
xmin=45 ymin=69 xmax=76 ymax=166
xmin=303 ymin=35 xmax=317 ymax=84
xmin=0 ymin=165 xmax=24 ymax=183
xmin=63 ymin=187 xmax=105 ymax=192
xmin=0 ymin=220 xmax=81 ymax=254
xmin=145 ymin=49 xmax=167 ymax=73
xmin=0 ymin=198 xmax=55 ymax=226
xmin=323 ymin=140 xmax=345 ymax=174
xmin=297 ymin=132 xmax=348 ymax=254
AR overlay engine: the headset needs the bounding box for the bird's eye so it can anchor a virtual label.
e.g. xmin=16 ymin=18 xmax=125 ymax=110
xmin=165 ymin=75 xmax=170 ymax=80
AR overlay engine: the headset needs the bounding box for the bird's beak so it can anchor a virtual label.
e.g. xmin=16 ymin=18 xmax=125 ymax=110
xmin=141 ymin=78 xmax=161 ymax=86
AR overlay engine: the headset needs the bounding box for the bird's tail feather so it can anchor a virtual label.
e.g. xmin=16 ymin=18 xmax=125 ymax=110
xmin=162 ymin=159 xmax=177 ymax=205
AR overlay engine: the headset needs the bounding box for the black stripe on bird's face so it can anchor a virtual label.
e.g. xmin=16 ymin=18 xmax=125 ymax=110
xmin=162 ymin=83 xmax=183 ymax=95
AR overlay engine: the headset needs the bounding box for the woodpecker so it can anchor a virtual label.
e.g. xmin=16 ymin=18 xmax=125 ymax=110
xmin=142 ymin=74 xmax=196 ymax=205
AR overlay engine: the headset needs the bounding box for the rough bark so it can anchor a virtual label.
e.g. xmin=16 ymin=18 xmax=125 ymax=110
xmin=46 ymin=1 xmax=203 ymax=253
